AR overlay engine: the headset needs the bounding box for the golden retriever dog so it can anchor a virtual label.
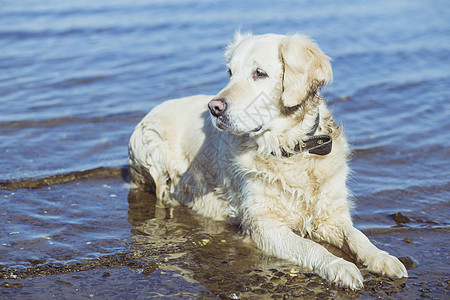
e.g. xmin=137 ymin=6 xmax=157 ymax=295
xmin=128 ymin=32 xmax=408 ymax=289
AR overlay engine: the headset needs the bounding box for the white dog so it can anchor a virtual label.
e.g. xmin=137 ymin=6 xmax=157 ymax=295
xmin=128 ymin=32 xmax=408 ymax=289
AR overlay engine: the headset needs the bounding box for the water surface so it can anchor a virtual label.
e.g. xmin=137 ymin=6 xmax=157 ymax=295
xmin=1 ymin=0 xmax=449 ymax=298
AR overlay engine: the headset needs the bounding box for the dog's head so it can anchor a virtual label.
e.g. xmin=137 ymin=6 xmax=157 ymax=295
xmin=208 ymin=32 xmax=332 ymax=136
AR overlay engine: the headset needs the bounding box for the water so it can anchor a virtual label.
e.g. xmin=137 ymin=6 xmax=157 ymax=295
xmin=1 ymin=0 xmax=449 ymax=298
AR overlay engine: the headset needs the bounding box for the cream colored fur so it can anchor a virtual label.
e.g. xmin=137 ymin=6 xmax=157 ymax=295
xmin=128 ymin=33 xmax=408 ymax=289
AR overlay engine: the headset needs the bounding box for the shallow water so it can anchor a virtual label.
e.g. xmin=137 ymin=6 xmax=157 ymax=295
xmin=1 ymin=0 xmax=449 ymax=298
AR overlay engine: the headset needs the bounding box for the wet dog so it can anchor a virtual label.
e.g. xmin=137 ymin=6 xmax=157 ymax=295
xmin=128 ymin=32 xmax=408 ymax=289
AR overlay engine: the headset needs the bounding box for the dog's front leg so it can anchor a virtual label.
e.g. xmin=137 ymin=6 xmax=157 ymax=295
xmin=336 ymin=221 xmax=408 ymax=279
xmin=249 ymin=219 xmax=364 ymax=289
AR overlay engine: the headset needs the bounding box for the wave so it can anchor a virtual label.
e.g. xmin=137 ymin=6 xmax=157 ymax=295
xmin=0 ymin=23 xmax=170 ymax=41
xmin=0 ymin=166 xmax=128 ymax=190
xmin=0 ymin=111 xmax=144 ymax=128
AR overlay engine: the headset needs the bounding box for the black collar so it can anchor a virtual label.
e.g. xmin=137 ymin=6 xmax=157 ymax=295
xmin=278 ymin=112 xmax=332 ymax=158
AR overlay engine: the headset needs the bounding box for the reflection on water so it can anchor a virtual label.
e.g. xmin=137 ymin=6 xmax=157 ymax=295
xmin=0 ymin=0 xmax=449 ymax=298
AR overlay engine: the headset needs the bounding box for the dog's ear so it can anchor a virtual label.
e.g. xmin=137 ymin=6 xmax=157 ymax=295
xmin=225 ymin=31 xmax=252 ymax=62
xmin=279 ymin=34 xmax=333 ymax=108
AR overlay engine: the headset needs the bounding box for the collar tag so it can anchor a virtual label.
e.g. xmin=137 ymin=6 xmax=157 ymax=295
xmin=301 ymin=135 xmax=332 ymax=156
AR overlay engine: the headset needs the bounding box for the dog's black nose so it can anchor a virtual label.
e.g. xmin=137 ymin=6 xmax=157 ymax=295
xmin=208 ymin=98 xmax=227 ymax=117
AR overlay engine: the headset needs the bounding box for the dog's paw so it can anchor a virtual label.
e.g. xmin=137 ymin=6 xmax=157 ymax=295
xmin=321 ymin=258 xmax=364 ymax=290
xmin=365 ymin=251 xmax=408 ymax=278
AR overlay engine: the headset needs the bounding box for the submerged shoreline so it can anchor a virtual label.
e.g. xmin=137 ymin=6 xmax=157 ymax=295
xmin=1 ymin=177 xmax=448 ymax=299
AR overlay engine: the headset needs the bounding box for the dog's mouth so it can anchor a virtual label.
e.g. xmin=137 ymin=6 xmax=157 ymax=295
xmin=251 ymin=125 xmax=263 ymax=133
xmin=211 ymin=115 xmax=231 ymax=131
xmin=211 ymin=115 xmax=264 ymax=136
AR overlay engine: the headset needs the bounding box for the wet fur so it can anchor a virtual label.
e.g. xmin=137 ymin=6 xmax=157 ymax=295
xmin=128 ymin=32 xmax=407 ymax=289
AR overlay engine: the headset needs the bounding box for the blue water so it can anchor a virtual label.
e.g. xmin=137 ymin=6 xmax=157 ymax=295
xmin=0 ymin=0 xmax=449 ymax=298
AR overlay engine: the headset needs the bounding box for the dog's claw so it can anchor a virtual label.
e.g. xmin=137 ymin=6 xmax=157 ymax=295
xmin=366 ymin=251 xmax=408 ymax=278
xmin=321 ymin=258 xmax=364 ymax=290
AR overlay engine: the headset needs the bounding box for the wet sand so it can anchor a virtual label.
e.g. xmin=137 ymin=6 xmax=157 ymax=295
xmin=1 ymin=175 xmax=448 ymax=299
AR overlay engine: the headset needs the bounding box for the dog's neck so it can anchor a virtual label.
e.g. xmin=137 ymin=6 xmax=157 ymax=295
xmin=277 ymin=111 xmax=332 ymax=158
xmin=251 ymin=94 xmax=333 ymax=158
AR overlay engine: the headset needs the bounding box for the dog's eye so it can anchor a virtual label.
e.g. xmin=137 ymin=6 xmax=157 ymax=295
xmin=253 ymin=68 xmax=268 ymax=80
xmin=227 ymin=69 xmax=232 ymax=77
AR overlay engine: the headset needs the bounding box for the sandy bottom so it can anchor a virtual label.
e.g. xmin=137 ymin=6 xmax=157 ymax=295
xmin=1 ymin=180 xmax=448 ymax=299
